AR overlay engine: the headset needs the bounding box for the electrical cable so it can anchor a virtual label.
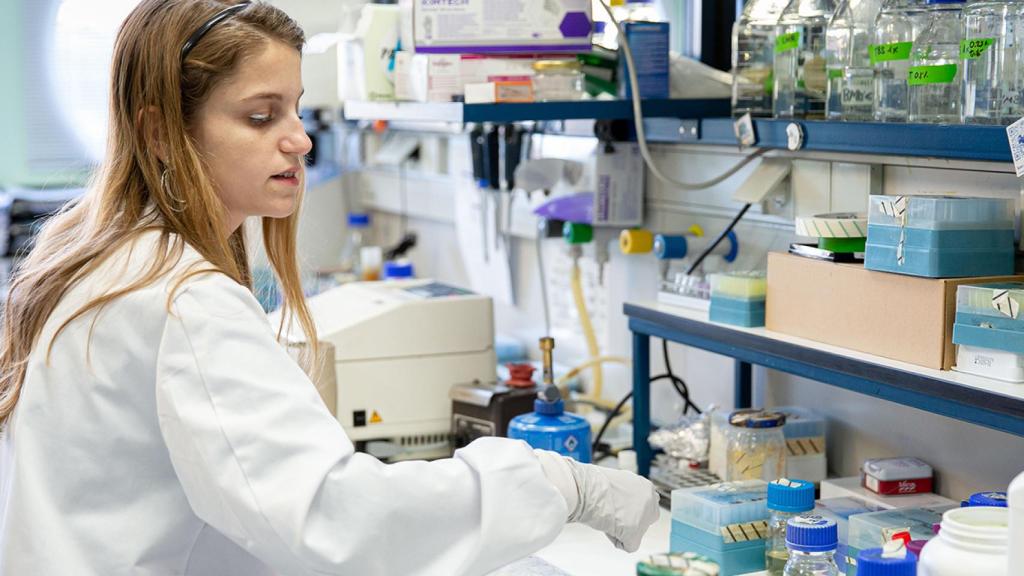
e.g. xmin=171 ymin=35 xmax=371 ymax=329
xmin=662 ymin=339 xmax=701 ymax=414
xmin=684 ymin=203 xmax=752 ymax=276
xmin=598 ymin=1 xmax=767 ymax=191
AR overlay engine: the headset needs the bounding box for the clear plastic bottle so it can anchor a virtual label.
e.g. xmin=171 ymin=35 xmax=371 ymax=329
xmin=733 ymin=0 xmax=792 ymax=117
xmin=725 ymin=409 xmax=787 ymax=482
xmin=826 ymin=0 xmax=885 ymax=120
xmin=961 ymin=0 xmax=1022 ymax=124
xmin=784 ymin=515 xmax=841 ymax=576
xmin=339 ymin=212 xmax=370 ymax=275
xmin=774 ymin=0 xmax=838 ymax=118
xmin=873 ymin=0 xmax=929 ymax=121
xmin=766 ymin=479 xmax=817 ymax=576
xmin=908 ymin=0 xmax=966 ymax=123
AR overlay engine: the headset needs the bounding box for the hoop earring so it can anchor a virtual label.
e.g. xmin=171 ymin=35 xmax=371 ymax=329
xmin=161 ymin=168 xmax=187 ymax=213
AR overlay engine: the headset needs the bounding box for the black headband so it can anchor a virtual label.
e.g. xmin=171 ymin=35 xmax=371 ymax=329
xmin=180 ymin=2 xmax=252 ymax=63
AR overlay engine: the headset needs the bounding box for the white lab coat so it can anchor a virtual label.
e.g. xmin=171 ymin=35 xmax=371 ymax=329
xmin=0 ymin=230 xmax=568 ymax=575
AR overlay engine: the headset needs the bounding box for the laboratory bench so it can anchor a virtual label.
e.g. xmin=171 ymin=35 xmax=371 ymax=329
xmin=625 ymin=300 xmax=1024 ymax=478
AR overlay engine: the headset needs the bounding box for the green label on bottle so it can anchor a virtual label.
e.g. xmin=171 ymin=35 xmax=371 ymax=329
xmin=775 ymin=32 xmax=801 ymax=53
xmin=960 ymin=38 xmax=996 ymax=59
xmin=828 ymin=68 xmax=843 ymax=80
xmin=907 ymin=64 xmax=958 ymax=86
xmin=869 ymin=42 xmax=913 ymax=64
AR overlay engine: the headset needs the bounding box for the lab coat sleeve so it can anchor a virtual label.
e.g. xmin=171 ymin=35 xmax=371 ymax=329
xmin=155 ymin=273 xmax=568 ymax=576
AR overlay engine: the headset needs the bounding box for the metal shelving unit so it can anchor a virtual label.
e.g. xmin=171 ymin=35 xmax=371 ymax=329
xmin=625 ymin=301 xmax=1024 ymax=477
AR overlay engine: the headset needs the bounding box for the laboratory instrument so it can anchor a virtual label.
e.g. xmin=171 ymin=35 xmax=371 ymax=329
xmin=774 ymin=0 xmax=838 ymax=118
xmin=961 ymin=0 xmax=1022 ymax=124
xmin=507 ymin=338 xmax=592 ymax=462
xmin=450 ymin=364 xmax=539 ymax=449
xmin=826 ymin=0 xmax=884 ymax=120
xmin=908 ymin=0 xmax=966 ymax=123
xmin=725 ymin=409 xmax=787 ymax=482
xmin=783 ymin=515 xmax=841 ymax=576
xmin=765 ymin=479 xmax=816 ymax=575
xmin=670 ymin=480 xmax=771 ymax=575
xmin=285 ymin=280 xmax=496 ymax=459
xmin=733 ymin=0 xmax=792 ymax=117
xmin=917 ymin=506 xmax=1009 ymax=576
xmin=856 ymin=543 xmax=918 ymax=576
xmin=864 ymin=195 xmax=1015 ymax=278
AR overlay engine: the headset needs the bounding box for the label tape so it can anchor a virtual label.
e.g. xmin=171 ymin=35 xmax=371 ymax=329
xmin=795 ymin=213 xmax=868 ymax=239
xmin=786 ymin=436 xmax=826 ymax=456
xmin=720 ymin=520 xmax=769 ymax=543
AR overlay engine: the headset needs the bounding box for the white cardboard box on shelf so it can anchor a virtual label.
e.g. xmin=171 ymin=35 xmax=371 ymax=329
xmin=821 ymin=476 xmax=956 ymax=509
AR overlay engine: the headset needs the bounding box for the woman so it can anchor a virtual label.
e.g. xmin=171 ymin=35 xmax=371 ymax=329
xmin=0 ymin=2 xmax=659 ymax=574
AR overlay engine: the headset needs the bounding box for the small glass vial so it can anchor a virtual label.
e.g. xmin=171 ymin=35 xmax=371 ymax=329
xmin=766 ymin=479 xmax=817 ymax=576
xmin=908 ymin=0 xmax=966 ymax=123
xmin=725 ymin=409 xmax=787 ymax=482
xmin=784 ymin=515 xmax=841 ymax=576
xmin=532 ymin=60 xmax=585 ymax=102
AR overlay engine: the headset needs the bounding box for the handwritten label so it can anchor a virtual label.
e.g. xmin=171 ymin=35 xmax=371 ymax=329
xmin=870 ymin=42 xmax=913 ymax=64
xmin=907 ymin=64 xmax=957 ymax=86
xmin=1006 ymin=116 xmax=1024 ymax=177
xmin=960 ymin=38 xmax=995 ymax=59
xmin=776 ymin=32 xmax=801 ymax=53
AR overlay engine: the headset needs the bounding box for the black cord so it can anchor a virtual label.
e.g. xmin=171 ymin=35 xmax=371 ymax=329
xmin=663 ymin=339 xmax=701 ymax=415
xmin=685 ymin=203 xmax=752 ymax=275
xmin=591 ymin=390 xmax=633 ymax=455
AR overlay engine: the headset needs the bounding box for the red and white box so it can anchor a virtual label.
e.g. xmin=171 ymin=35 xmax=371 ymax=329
xmin=862 ymin=457 xmax=934 ymax=496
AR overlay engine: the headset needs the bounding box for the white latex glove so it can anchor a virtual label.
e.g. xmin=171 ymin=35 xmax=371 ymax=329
xmin=535 ymin=450 xmax=660 ymax=552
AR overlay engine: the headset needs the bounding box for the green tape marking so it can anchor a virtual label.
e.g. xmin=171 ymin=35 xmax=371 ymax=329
xmin=819 ymin=236 xmax=867 ymax=253
xmin=907 ymin=64 xmax=957 ymax=86
xmin=776 ymin=32 xmax=800 ymax=53
xmin=960 ymin=38 xmax=995 ymax=59
xmin=869 ymin=42 xmax=913 ymax=65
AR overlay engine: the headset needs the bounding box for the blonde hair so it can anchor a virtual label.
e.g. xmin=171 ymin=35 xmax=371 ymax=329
xmin=0 ymin=0 xmax=318 ymax=422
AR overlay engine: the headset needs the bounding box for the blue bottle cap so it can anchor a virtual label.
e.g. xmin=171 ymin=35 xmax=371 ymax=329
xmin=856 ymin=548 xmax=917 ymax=576
xmin=534 ymin=397 xmax=565 ymax=416
xmin=729 ymin=408 xmax=786 ymax=429
xmin=963 ymin=491 xmax=1008 ymax=507
xmin=382 ymin=260 xmax=414 ymax=279
xmin=594 ymin=21 xmax=606 ymax=33
xmin=348 ymin=213 xmax=370 ymax=227
xmin=768 ymin=479 xmax=816 ymax=513
xmin=786 ymin=515 xmax=838 ymax=553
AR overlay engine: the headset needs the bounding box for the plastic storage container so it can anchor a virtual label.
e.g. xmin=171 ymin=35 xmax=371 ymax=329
xmin=670 ymin=480 xmax=771 ymax=576
xmin=917 ymin=506 xmax=1009 ymax=576
xmin=953 ymin=283 xmax=1024 ymax=368
xmin=507 ymin=397 xmax=592 ymax=462
xmin=709 ymin=272 xmax=768 ymax=328
xmin=766 ymin=479 xmax=817 ymax=575
xmin=873 ymin=0 xmax=930 ymax=121
xmin=908 ymin=0 xmax=966 ymax=123
xmin=774 ymin=0 xmax=838 ymax=118
xmin=773 ymin=406 xmax=827 ymax=483
xmin=532 ymin=60 xmax=585 ymax=101
xmin=864 ymin=195 xmax=1016 ymax=278
xmin=814 ymin=497 xmax=886 ymax=571
xmin=784 ymin=515 xmax=841 ymax=575
xmin=733 ymin=0 xmax=792 ymax=117
xmin=954 ymin=344 xmax=1024 ymax=382
xmin=725 ymin=409 xmax=787 ymax=482
xmin=826 ymin=0 xmax=884 ymax=119
xmin=955 ymin=282 xmax=1024 ymax=329
xmin=961 ymin=0 xmax=1023 ymax=124
xmin=847 ymin=505 xmax=954 ymax=575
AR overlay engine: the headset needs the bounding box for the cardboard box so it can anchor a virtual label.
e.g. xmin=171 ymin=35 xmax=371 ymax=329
xmin=766 ymin=252 xmax=1024 ymax=370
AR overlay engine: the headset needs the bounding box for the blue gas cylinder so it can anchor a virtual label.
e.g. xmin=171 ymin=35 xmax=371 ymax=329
xmin=507 ymin=397 xmax=592 ymax=463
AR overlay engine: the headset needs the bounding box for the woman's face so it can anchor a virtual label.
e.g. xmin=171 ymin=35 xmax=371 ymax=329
xmin=192 ymin=39 xmax=312 ymax=233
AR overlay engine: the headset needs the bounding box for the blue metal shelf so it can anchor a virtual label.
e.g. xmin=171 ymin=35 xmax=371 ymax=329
xmin=694 ymin=118 xmax=1012 ymax=163
xmin=343 ymin=98 xmax=731 ymax=124
xmin=625 ymin=302 xmax=1024 ymax=477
